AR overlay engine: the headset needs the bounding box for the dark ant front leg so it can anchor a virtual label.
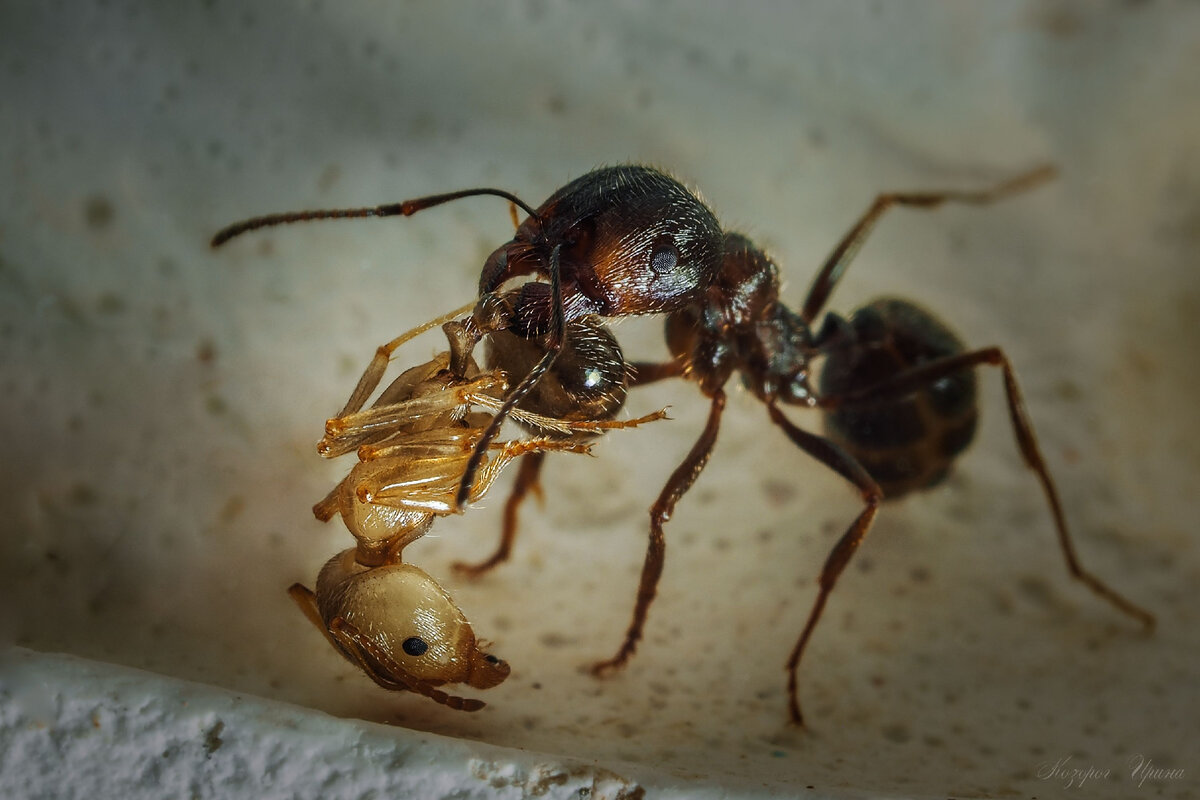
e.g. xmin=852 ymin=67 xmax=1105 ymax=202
xmin=799 ymin=166 xmax=1056 ymax=325
xmin=591 ymin=389 xmax=726 ymax=677
xmin=821 ymin=347 xmax=1156 ymax=630
xmin=765 ymin=403 xmax=883 ymax=726
xmin=453 ymin=451 xmax=547 ymax=577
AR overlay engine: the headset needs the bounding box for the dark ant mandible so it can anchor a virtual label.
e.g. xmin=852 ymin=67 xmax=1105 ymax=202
xmin=213 ymin=163 xmax=1155 ymax=725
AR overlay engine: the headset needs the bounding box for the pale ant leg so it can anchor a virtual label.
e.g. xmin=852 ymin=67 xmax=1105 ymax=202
xmin=800 ymin=166 xmax=1057 ymax=324
xmin=332 ymin=300 xmax=477 ymax=420
xmin=319 ymin=374 xmax=506 ymax=455
xmin=819 ymin=347 xmax=1156 ymax=630
xmin=356 ymin=439 xmax=473 ymax=462
xmin=591 ymin=389 xmax=727 ymax=677
xmin=354 ymin=437 xmax=590 ymax=511
xmin=288 ymin=583 xmax=347 ymax=654
xmin=764 ymin=402 xmax=884 ymax=727
xmin=454 ymin=452 xmax=546 ymax=577
xmin=452 ymin=404 xmax=670 ymax=578
xmin=547 ymin=407 xmax=671 ymax=433
xmin=312 ymin=476 xmax=348 ymax=521
xmin=469 ymin=395 xmax=670 ymax=436
xmin=322 ymin=619 xmax=412 ymax=690
xmin=468 ymin=438 xmax=593 ymax=501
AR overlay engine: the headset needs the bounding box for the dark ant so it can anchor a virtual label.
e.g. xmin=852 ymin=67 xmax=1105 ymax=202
xmin=213 ymin=163 xmax=1155 ymax=725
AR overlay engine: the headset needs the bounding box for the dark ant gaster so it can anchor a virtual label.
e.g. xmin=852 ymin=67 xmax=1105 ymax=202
xmin=213 ymin=163 xmax=1155 ymax=725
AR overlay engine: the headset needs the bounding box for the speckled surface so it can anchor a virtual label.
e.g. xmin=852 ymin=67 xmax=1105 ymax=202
xmin=2 ymin=2 xmax=1198 ymax=799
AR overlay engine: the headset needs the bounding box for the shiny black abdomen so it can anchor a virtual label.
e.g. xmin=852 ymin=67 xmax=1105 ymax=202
xmin=819 ymin=298 xmax=977 ymax=497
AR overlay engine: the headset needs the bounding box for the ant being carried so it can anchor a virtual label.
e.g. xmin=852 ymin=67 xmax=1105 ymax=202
xmin=268 ymin=299 xmax=665 ymax=712
xmin=214 ymin=162 xmax=1154 ymax=725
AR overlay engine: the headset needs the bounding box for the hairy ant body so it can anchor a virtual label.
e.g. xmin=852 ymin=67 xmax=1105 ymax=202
xmin=286 ymin=306 xmax=664 ymax=711
xmin=214 ymin=163 xmax=1154 ymax=725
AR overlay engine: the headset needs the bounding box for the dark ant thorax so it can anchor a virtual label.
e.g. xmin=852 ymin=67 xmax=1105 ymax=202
xmin=665 ymin=231 xmax=819 ymax=403
xmin=742 ymin=303 xmax=820 ymax=405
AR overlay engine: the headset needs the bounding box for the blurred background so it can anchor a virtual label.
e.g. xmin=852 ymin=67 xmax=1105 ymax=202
xmin=1 ymin=2 xmax=1197 ymax=797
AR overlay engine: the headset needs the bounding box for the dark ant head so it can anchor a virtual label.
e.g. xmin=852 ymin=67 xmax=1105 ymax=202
xmin=480 ymin=165 xmax=725 ymax=319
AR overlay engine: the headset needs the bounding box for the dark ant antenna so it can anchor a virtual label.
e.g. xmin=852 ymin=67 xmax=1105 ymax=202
xmin=210 ymin=188 xmax=543 ymax=248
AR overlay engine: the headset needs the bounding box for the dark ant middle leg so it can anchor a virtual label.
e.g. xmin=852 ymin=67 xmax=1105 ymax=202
xmin=453 ymin=451 xmax=547 ymax=577
xmin=591 ymin=389 xmax=727 ymax=676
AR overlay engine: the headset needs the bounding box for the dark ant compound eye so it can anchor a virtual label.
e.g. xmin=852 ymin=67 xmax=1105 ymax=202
xmin=402 ymin=636 xmax=429 ymax=657
xmin=650 ymin=237 xmax=679 ymax=274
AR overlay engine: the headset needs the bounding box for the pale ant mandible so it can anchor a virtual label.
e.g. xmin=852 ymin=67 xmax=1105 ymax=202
xmin=286 ymin=302 xmax=664 ymax=712
xmin=213 ymin=163 xmax=1154 ymax=725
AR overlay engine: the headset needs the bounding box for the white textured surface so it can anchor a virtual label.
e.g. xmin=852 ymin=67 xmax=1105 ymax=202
xmin=2 ymin=2 xmax=1199 ymax=799
xmin=0 ymin=647 xmax=663 ymax=800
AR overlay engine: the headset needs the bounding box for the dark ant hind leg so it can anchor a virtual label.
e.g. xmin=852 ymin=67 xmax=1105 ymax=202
xmin=820 ymin=346 xmax=1155 ymax=630
xmin=799 ymin=166 xmax=1057 ymax=325
xmin=765 ymin=403 xmax=883 ymax=726
xmin=591 ymin=389 xmax=727 ymax=677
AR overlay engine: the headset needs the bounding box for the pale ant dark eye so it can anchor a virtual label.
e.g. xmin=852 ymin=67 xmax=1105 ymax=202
xmin=402 ymin=636 xmax=428 ymax=657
